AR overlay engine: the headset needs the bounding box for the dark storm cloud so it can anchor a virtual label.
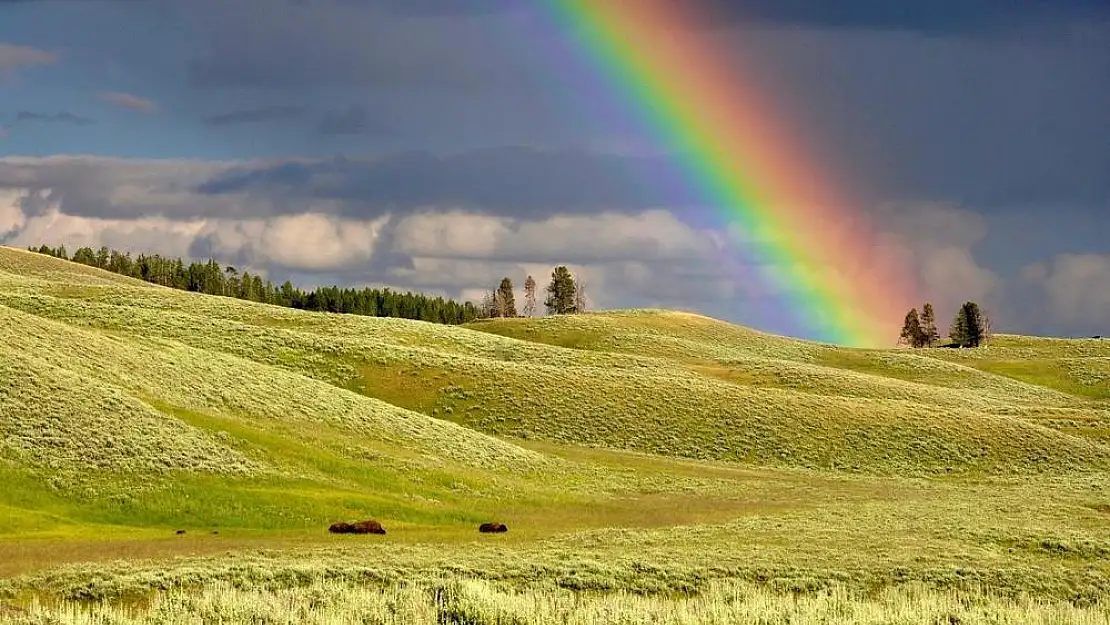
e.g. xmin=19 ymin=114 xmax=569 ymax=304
xmin=0 ymin=157 xmax=255 ymax=220
xmin=364 ymin=0 xmax=518 ymax=17
xmin=16 ymin=111 xmax=96 ymax=125
xmin=182 ymin=0 xmax=538 ymax=90
xmin=322 ymin=0 xmax=1110 ymax=35
xmin=728 ymin=23 xmax=1110 ymax=214
xmin=195 ymin=147 xmax=696 ymax=217
xmin=681 ymin=0 xmax=1110 ymax=35
xmin=318 ymin=105 xmax=379 ymax=136
xmin=0 ymin=149 xmax=697 ymax=220
xmin=200 ymin=105 xmax=305 ymax=126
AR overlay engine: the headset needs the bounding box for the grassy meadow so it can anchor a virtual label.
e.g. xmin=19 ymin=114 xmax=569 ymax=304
xmin=1 ymin=245 xmax=1109 ymax=622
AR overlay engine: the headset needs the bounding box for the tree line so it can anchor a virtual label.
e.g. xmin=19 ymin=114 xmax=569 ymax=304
xmin=477 ymin=265 xmax=587 ymax=318
xmin=900 ymin=300 xmax=992 ymax=348
xmin=27 ymin=244 xmax=482 ymax=324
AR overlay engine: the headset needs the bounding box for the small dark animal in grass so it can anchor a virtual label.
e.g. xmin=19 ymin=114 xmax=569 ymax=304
xmin=328 ymin=522 xmax=353 ymax=534
xmin=479 ymin=522 xmax=508 ymax=533
xmin=175 ymin=529 xmax=186 ymax=535
xmin=351 ymin=520 xmax=386 ymax=534
xmin=329 ymin=520 xmax=386 ymax=535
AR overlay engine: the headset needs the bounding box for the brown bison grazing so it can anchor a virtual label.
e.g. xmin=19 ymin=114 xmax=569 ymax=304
xmin=479 ymin=522 xmax=508 ymax=533
xmin=351 ymin=520 xmax=386 ymax=534
xmin=329 ymin=520 xmax=386 ymax=534
xmin=328 ymin=522 xmax=353 ymax=534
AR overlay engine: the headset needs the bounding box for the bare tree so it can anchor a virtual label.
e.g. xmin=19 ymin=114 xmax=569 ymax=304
xmin=479 ymin=290 xmax=496 ymax=319
xmin=574 ymin=279 xmax=587 ymax=313
xmin=522 ymin=275 xmax=537 ymax=317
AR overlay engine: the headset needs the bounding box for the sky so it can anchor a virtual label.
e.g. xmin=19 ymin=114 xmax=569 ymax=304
xmin=0 ymin=0 xmax=1107 ymax=341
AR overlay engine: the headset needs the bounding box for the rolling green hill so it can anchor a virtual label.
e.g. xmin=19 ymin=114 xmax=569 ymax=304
xmin=2 ymin=244 xmax=1110 ymax=620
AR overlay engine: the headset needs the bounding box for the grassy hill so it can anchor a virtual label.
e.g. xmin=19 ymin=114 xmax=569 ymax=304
xmin=2 ymin=244 xmax=1110 ymax=620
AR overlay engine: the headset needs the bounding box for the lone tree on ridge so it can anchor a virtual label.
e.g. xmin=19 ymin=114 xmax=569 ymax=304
xmin=496 ymin=277 xmax=517 ymax=318
xmin=919 ymin=302 xmax=940 ymax=347
xmin=899 ymin=308 xmax=926 ymax=347
xmin=522 ymin=275 xmax=537 ymax=317
xmin=544 ymin=265 xmax=578 ymax=315
xmin=949 ymin=301 xmax=987 ymax=348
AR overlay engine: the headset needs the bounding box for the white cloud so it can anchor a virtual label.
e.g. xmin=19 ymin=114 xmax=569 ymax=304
xmin=0 ymin=44 xmax=56 ymax=81
xmin=97 ymin=91 xmax=159 ymax=113
xmin=0 ymin=189 xmax=27 ymax=237
xmin=390 ymin=209 xmax=713 ymax=263
xmin=382 ymin=209 xmax=737 ymax=311
xmin=5 ymin=203 xmax=205 ymax=259
xmin=1021 ymin=254 xmax=1110 ymax=333
xmin=391 ymin=211 xmax=507 ymax=259
xmin=258 ymin=213 xmax=387 ymax=271
xmin=917 ymin=246 xmax=1003 ymax=310
xmin=0 ymin=190 xmax=385 ymax=273
xmin=873 ymin=201 xmax=1003 ymax=314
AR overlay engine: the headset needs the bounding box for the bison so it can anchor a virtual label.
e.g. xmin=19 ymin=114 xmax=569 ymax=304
xmin=479 ymin=522 xmax=508 ymax=533
xmin=329 ymin=520 xmax=386 ymax=535
xmin=350 ymin=520 xmax=386 ymax=534
xmin=328 ymin=522 xmax=353 ymax=534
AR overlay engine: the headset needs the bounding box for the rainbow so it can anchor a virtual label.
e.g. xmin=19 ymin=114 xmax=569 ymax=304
xmin=542 ymin=1 xmax=918 ymax=347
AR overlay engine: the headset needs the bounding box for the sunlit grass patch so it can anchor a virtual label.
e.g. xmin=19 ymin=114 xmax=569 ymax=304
xmin=9 ymin=578 xmax=1110 ymax=625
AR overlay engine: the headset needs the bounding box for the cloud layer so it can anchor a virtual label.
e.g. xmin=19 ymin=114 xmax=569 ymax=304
xmin=1 ymin=154 xmax=1105 ymax=338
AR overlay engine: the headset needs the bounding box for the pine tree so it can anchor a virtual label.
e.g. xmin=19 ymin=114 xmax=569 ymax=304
xmin=899 ymin=308 xmax=925 ymax=347
xmin=25 ymin=240 xmax=480 ymax=325
xmin=919 ymin=303 xmax=940 ymax=347
xmin=544 ymin=265 xmax=577 ymax=315
xmin=522 ymin=275 xmax=537 ymax=317
xmin=949 ymin=301 xmax=986 ymax=348
xmin=949 ymin=309 xmax=967 ymax=347
xmin=493 ymin=290 xmax=508 ymax=318
xmin=72 ymin=246 xmax=97 ymax=266
xmin=496 ymin=277 xmax=517 ymax=317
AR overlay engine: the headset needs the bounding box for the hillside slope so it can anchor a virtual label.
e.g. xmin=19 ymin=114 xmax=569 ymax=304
xmin=3 ymin=246 xmax=1109 ymax=486
xmin=0 ymin=248 xmax=577 ymax=540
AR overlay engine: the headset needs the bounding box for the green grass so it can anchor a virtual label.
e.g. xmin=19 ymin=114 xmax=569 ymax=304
xmin=3 ymin=245 xmax=1110 ymax=620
